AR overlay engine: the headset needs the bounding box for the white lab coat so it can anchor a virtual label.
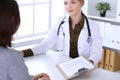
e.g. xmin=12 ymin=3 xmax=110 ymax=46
xmin=31 ymin=15 xmax=102 ymax=64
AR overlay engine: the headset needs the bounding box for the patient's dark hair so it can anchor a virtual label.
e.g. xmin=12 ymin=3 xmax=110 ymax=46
xmin=0 ymin=0 xmax=20 ymax=48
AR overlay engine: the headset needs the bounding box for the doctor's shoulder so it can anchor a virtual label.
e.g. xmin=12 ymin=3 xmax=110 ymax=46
xmin=88 ymin=19 xmax=99 ymax=27
xmin=57 ymin=16 xmax=66 ymax=23
xmin=52 ymin=16 xmax=66 ymax=29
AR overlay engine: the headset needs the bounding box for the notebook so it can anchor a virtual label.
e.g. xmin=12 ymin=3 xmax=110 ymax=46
xmin=56 ymin=56 xmax=96 ymax=79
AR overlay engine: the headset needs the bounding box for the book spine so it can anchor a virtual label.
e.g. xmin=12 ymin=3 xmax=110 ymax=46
xmin=104 ymin=49 xmax=111 ymax=70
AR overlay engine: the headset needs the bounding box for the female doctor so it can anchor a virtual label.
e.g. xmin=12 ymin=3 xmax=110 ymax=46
xmin=23 ymin=0 xmax=102 ymax=65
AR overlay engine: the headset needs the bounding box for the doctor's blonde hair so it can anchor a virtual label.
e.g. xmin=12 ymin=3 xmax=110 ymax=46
xmin=79 ymin=0 xmax=84 ymax=6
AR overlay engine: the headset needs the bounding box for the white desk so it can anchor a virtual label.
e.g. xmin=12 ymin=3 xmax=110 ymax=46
xmin=24 ymin=50 xmax=120 ymax=80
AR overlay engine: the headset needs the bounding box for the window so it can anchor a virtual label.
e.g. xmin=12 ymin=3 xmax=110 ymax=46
xmin=14 ymin=0 xmax=50 ymax=39
xmin=13 ymin=0 xmax=65 ymax=48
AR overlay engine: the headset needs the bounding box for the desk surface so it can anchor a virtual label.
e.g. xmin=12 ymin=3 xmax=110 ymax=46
xmin=24 ymin=50 xmax=120 ymax=80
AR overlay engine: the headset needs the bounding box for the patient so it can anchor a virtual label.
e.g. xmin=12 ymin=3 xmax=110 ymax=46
xmin=0 ymin=0 xmax=50 ymax=80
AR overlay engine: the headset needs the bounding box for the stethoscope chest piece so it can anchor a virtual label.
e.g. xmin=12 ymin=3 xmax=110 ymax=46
xmin=87 ymin=36 xmax=92 ymax=45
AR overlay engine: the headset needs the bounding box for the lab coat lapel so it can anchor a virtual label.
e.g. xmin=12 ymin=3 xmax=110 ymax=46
xmin=78 ymin=18 xmax=88 ymax=55
xmin=61 ymin=16 xmax=70 ymax=56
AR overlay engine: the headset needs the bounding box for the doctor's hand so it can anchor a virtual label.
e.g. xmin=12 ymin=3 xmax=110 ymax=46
xmin=32 ymin=73 xmax=50 ymax=80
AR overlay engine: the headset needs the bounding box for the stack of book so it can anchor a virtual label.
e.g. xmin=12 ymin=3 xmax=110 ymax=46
xmin=98 ymin=48 xmax=120 ymax=71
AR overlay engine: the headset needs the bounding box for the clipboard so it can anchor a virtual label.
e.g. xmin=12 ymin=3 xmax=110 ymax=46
xmin=56 ymin=56 xmax=96 ymax=79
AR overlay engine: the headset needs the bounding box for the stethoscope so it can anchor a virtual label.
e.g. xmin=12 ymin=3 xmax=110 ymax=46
xmin=57 ymin=15 xmax=92 ymax=45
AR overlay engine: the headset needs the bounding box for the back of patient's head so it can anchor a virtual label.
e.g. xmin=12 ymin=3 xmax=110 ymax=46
xmin=0 ymin=0 xmax=20 ymax=48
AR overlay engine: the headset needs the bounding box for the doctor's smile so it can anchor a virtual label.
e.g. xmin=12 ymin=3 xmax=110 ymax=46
xmin=68 ymin=10 xmax=74 ymax=13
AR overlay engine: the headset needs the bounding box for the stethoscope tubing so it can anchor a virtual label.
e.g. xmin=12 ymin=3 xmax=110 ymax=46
xmin=57 ymin=15 xmax=92 ymax=45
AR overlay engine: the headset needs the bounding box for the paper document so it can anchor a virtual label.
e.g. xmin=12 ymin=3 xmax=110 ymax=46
xmin=56 ymin=56 xmax=95 ymax=79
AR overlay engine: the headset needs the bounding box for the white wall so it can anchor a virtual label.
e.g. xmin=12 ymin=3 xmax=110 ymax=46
xmin=51 ymin=0 xmax=65 ymax=27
